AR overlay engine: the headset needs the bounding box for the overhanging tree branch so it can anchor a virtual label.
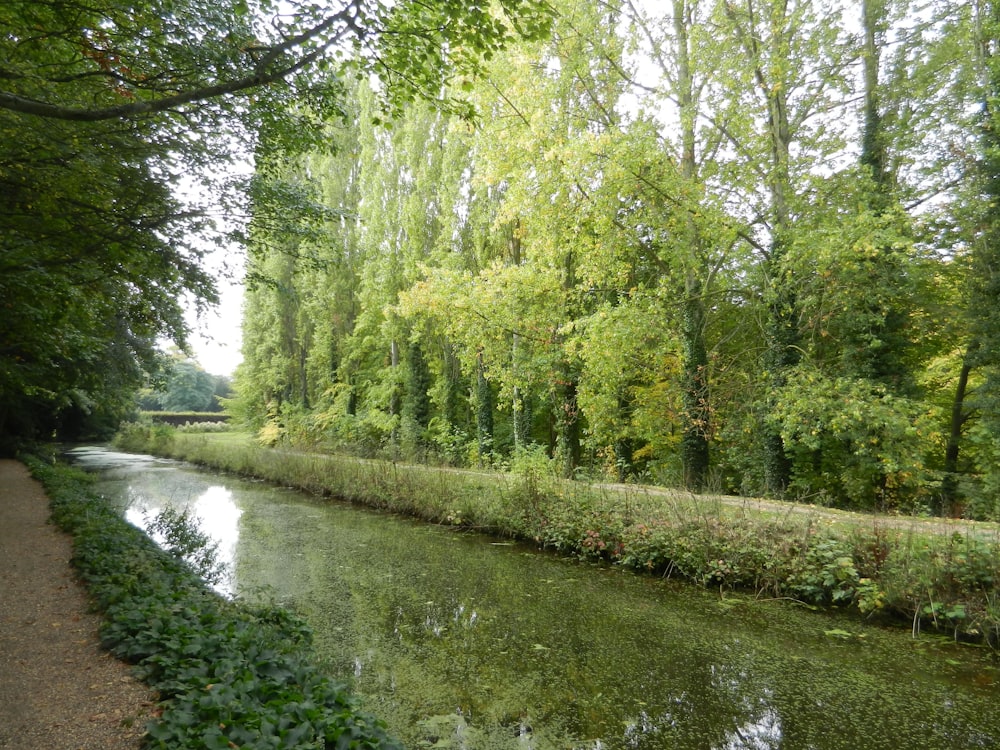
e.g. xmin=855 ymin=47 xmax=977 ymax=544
xmin=0 ymin=7 xmax=360 ymax=121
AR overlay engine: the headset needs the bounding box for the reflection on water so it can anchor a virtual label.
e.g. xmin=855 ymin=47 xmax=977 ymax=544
xmin=69 ymin=446 xmax=241 ymax=594
xmin=66 ymin=446 xmax=1000 ymax=750
xmin=124 ymin=485 xmax=242 ymax=595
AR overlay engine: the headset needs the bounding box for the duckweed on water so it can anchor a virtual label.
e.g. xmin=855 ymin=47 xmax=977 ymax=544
xmin=217 ymin=481 xmax=1000 ymax=750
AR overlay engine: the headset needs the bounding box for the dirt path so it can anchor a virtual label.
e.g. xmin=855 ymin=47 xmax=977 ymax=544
xmin=0 ymin=459 xmax=156 ymax=749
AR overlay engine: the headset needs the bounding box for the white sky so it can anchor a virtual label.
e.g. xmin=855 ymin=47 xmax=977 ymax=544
xmin=175 ymin=148 xmax=252 ymax=378
xmin=186 ymin=273 xmax=244 ymax=378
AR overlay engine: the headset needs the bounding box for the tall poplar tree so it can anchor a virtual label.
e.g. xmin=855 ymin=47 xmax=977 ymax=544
xmin=711 ymin=0 xmax=856 ymax=495
xmin=0 ymin=0 xmax=554 ymax=446
xmin=623 ymin=0 xmax=743 ymax=488
xmin=962 ymin=0 xmax=1000 ymax=513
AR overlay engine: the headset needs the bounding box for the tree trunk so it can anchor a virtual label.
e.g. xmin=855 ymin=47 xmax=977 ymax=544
xmin=476 ymin=350 xmax=494 ymax=462
xmin=681 ymin=273 xmax=710 ymax=489
xmin=298 ymin=346 xmax=309 ymax=410
xmin=512 ymin=333 xmax=532 ymax=451
xmin=861 ymin=0 xmax=889 ymax=192
xmin=674 ymin=0 xmax=710 ymax=490
xmin=762 ymin=281 xmax=797 ymax=495
xmin=441 ymin=341 xmax=464 ymax=431
xmin=405 ymin=341 xmax=432 ymax=452
xmin=942 ymin=350 xmax=975 ymax=511
xmin=762 ymin=7 xmax=796 ymax=496
xmin=390 ymin=339 xmax=400 ymax=446
xmin=556 ymin=375 xmax=581 ymax=479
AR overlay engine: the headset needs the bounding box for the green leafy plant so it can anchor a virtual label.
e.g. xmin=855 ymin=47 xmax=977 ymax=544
xmin=786 ymin=538 xmax=861 ymax=605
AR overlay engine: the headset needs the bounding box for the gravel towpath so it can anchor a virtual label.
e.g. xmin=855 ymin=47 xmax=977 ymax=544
xmin=0 ymin=459 xmax=156 ymax=750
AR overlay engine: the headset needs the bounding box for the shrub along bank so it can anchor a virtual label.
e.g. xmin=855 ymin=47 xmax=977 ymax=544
xmin=23 ymin=453 xmax=401 ymax=750
xmin=114 ymin=425 xmax=1000 ymax=646
xmin=142 ymin=411 xmax=231 ymax=427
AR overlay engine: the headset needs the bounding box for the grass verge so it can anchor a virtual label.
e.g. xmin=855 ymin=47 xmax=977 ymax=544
xmin=23 ymin=452 xmax=401 ymax=750
xmin=115 ymin=425 xmax=1000 ymax=647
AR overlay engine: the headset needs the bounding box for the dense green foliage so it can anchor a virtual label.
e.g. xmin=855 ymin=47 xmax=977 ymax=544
xmin=117 ymin=427 xmax=1000 ymax=645
xmin=0 ymin=0 xmax=552 ymax=450
xmin=231 ymin=0 xmax=1000 ymax=518
xmin=0 ymin=105 xmax=215 ymax=445
xmin=5 ymin=0 xmax=1000 ymax=518
xmin=138 ymin=354 xmax=232 ymax=413
xmin=25 ymin=454 xmax=401 ymax=750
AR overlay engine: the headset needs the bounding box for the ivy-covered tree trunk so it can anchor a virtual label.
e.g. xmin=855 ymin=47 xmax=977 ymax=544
xmin=512 ymin=333 xmax=533 ymax=451
xmin=297 ymin=346 xmax=310 ymax=410
xmin=441 ymin=341 xmax=466 ymax=434
xmin=962 ymin=0 xmax=1000 ymax=512
xmin=850 ymin=0 xmax=910 ymax=389
xmin=613 ymin=392 xmax=634 ymax=482
xmin=390 ymin=339 xmax=401 ymax=447
xmin=555 ymin=373 xmax=581 ymax=479
xmin=674 ymin=0 xmax=711 ymax=491
xmin=861 ymin=0 xmax=889 ymax=193
xmin=760 ymin=71 xmax=797 ymax=496
xmin=681 ymin=273 xmax=710 ymax=489
xmin=404 ymin=340 xmax=432 ymax=452
xmin=762 ymin=242 xmax=799 ymax=495
xmin=476 ymin=350 xmax=494 ymax=462
xmin=513 ymin=388 xmax=533 ymax=452
xmin=942 ymin=349 xmax=975 ymax=509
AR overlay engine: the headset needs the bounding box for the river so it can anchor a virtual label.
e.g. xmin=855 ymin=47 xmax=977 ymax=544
xmin=67 ymin=446 xmax=999 ymax=750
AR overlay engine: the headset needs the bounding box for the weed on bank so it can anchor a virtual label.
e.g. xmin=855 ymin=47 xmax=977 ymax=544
xmin=115 ymin=425 xmax=1000 ymax=646
xmin=24 ymin=454 xmax=401 ymax=750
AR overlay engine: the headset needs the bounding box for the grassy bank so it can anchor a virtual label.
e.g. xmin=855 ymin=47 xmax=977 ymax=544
xmin=115 ymin=424 xmax=1000 ymax=646
xmin=24 ymin=453 xmax=400 ymax=750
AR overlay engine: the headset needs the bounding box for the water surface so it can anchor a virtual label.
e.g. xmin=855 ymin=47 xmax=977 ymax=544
xmin=68 ymin=446 xmax=1000 ymax=750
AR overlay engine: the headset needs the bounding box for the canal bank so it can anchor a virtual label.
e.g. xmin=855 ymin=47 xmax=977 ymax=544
xmin=22 ymin=451 xmax=401 ymax=750
xmin=115 ymin=426 xmax=1000 ymax=646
